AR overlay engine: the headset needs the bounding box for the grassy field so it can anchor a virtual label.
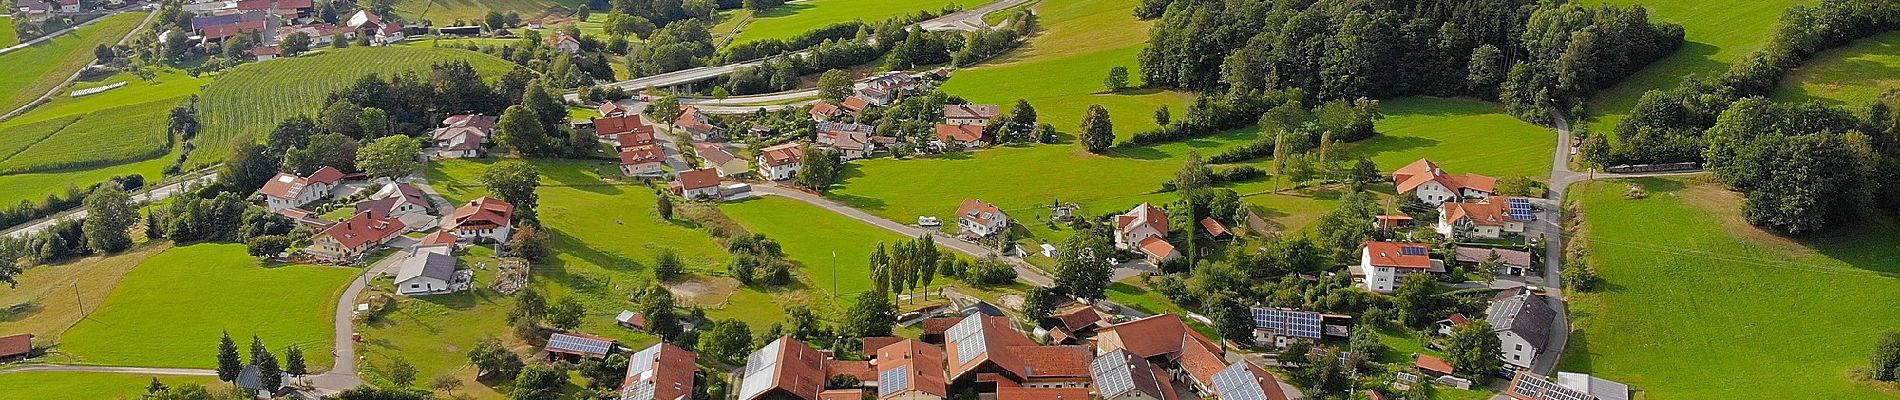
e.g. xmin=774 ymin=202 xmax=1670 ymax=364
xmin=58 ymin=244 xmax=358 ymax=369
xmin=1582 ymin=0 xmax=1804 ymax=135
xmin=0 ymin=16 xmax=18 ymax=47
xmin=1340 ymin=97 xmax=1554 ymax=180
xmin=0 ymin=100 xmax=178 ymax=174
xmin=1773 ymin=31 xmax=1900 ymax=107
xmin=0 ymin=155 xmax=172 ymax=209
xmin=393 ymin=0 xmax=584 ymax=26
xmin=194 ymin=47 xmax=514 ymax=168
xmin=356 ymin=246 xmax=528 ymax=399
xmin=1562 ymin=177 xmax=1900 ymax=399
xmin=719 ymin=195 xmax=936 ymax=305
xmin=0 ymin=371 xmax=221 ymax=400
xmin=725 ymin=0 xmax=964 ymax=47
xmin=0 ymin=244 xmax=170 ymax=342
xmin=0 ymin=13 xmax=146 ymax=114
xmin=0 ymin=67 xmax=208 ymax=205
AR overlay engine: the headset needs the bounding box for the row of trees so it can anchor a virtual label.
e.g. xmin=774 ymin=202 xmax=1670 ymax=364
xmin=214 ymin=332 xmax=308 ymax=391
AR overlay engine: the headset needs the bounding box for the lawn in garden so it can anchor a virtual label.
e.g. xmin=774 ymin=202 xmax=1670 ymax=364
xmin=0 ymin=371 xmax=221 ymax=400
xmin=1773 ymin=31 xmax=1900 ymax=107
xmin=1339 ymin=97 xmax=1555 ymax=181
xmin=725 ymin=0 xmax=964 ymax=48
xmin=193 ymin=47 xmax=514 ymax=169
xmin=0 ymin=13 xmax=146 ymax=113
xmin=0 ymin=243 xmax=170 ymax=343
xmin=1562 ymin=177 xmax=1900 ymax=399
xmin=57 ymin=244 xmax=359 ymax=369
xmin=1582 ymin=0 xmax=1804 ymax=135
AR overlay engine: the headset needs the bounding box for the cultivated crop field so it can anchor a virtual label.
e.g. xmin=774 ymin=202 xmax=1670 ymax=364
xmin=0 ymin=100 xmax=178 ymax=174
xmin=1583 ymin=0 xmax=1804 ymax=135
xmin=1774 ymin=31 xmax=1900 ymax=107
xmin=0 ymin=13 xmax=145 ymax=113
xmin=194 ymin=47 xmax=515 ymax=168
xmin=0 ymin=371 xmax=220 ymax=399
xmin=58 ymin=244 xmax=358 ymax=369
xmin=726 ymin=0 xmax=963 ymax=47
xmin=1562 ymin=177 xmax=1900 ymax=399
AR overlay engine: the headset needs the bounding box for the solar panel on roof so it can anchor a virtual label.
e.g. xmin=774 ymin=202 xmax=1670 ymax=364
xmin=1089 ymin=353 xmax=1136 ymax=398
xmin=627 ymin=345 xmax=659 ymax=377
xmin=955 ymin=332 xmax=988 ymax=365
xmin=1512 ymin=374 xmax=1590 ymax=400
xmin=1210 ymin=363 xmax=1267 ymax=400
xmin=548 ymin=333 xmax=613 ymax=356
xmin=1400 ymin=246 xmax=1428 ymax=256
xmin=878 ymin=365 xmax=910 ymax=397
xmin=1250 ymin=308 xmax=1324 ymax=339
xmin=744 ymin=341 xmax=782 ymax=376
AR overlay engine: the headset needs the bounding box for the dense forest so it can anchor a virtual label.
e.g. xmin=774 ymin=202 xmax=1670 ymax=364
xmin=1137 ymin=0 xmax=1681 ymax=123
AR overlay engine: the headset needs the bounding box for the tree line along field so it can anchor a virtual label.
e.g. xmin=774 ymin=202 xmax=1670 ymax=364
xmin=191 ymin=47 xmax=516 ymax=169
xmin=0 ymin=371 xmax=219 ymax=400
xmin=0 ymin=12 xmax=147 ymax=114
xmin=393 ymin=0 xmax=587 ymax=25
xmin=1773 ymin=31 xmax=1900 ymax=107
xmin=1582 ymin=0 xmax=1805 ymax=137
xmin=1562 ymin=177 xmax=1900 ymax=399
xmin=56 ymin=244 xmax=358 ymax=369
xmin=724 ymin=0 xmax=964 ymax=48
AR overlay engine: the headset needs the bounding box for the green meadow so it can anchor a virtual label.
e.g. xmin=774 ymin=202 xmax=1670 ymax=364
xmin=719 ymin=195 xmax=929 ymax=304
xmin=1583 ymin=0 xmax=1804 ymax=135
xmin=1339 ymin=97 xmax=1554 ymax=180
xmin=356 ymin=246 xmax=532 ymax=400
xmin=58 ymin=244 xmax=358 ymax=369
xmin=1562 ymin=177 xmax=1900 ymax=399
xmin=0 ymin=67 xmax=209 ymax=213
xmin=0 ymin=244 xmax=170 ymax=342
xmin=0 ymin=13 xmax=146 ymax=113
xmin=393 ymin=0 xmax=585 ymax=25
xmin=1773 ymin=31 xmax=1900 ymax=107
xmin=0 ymin=371 xmax=220 ymax=400
xmin=725 ymin=0 xmax=964 ymax=48
xmin=194 ymin=47 xmax=515 ymax=168
xmin=0 ymin=16 xmax=19 ymax=47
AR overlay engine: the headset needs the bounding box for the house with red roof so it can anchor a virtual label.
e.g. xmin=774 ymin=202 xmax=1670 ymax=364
xmin=810 ymin=102 xmax=843 ymax=122
xmin=594 ymin=114 xmax=653 ymax=138
xmin=1393 ymin=158 xmax=1496 ymax=205
xmin=757 ymin=143 xmax=804 ymax=181
xmin=432 ymin=114 xmax=496 ymax=158
xmin=618 ymin=342 xmax=698 ymax=400
xmin=599 ymin=101 xmax=631 ymax=117
xmin=671 ymin=169 xmax=722 ymax=200
xmin=1358 ymin=241 xmax=1440 ymax=293
xmin=306 ymin=210 xmax=406 ymax=262
xmin=841 ymin=96 xmax=872 ymax=117
xmin=0 ymin=333 xmax=33 ymax=362
xmin=956 ymin=199 xmax=1009 ymax=237
xmin=942 ymin=315 xmax=1093 ymax=392
xmin=619 ymin=145 xmax=667 ymax=177
xmin=548 ymin=32 xmax=581 ymax=53
xmin=737 ymin=337 xmax=832 ymax=400
xmin=449 ymin=197 xmax=515 ymax=242
xmin=258 ymin=166 xmax=344 ymax=212
xmin=934 ymin=124 xmax=988 ymax=150
xmin=1437 ymin=197 xmax=1530 ymax=239
xmin=675 ymin=106 xmax=725 ymax=141
xmin=346 ymin=10 xmax=403 ymax=44
xmin=1113 ymin=203 xmax=1174 ymax=264
xmin=874 ymin=339 xmax=948 ymax=400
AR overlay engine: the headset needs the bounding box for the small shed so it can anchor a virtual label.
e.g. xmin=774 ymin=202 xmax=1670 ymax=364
xmin=615 ymin=310 xmax=647 ymax=331
xmin=1415 ymin=354 xmax=1454 ymax=378
xmin=546 ymin=332 xmax=619 ymax=363
xmin=0 ymin=333 xmax=33 ymax=361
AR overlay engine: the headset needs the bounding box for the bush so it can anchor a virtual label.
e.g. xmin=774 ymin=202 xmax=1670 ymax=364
xmin=962 ymin=258 xmax=1016 ymax=286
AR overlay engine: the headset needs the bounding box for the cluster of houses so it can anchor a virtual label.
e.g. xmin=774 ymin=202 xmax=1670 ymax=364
xmin=1392 ymin=158 xmax=1536 ymax=241
xmin=589 ymin=105 xmax=747 ymax=201
xmin=179 ymin=0 xmax=408 ymax=60
xmin=806 ymin=70 xmax=1009 ymax=155
xmin=11 ymin=0 xmax=85 ymax=21
xmin=948 ymin=199 xmax=1234 ymax=267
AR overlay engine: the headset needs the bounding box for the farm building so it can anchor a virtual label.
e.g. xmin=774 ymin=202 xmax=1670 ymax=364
xmin=305 ymin=209 xmax=406 ymax=263
xmin=875 ymin=339 xmax=949 ymax=400
xmin=736 ymin=337 xmax=832 ymax=400
xmin=0 ymin=333 xmax=32 ymax=361
xmin=675 ymin=106 xmax=725 ymax=141
xmin=1090 ymin=349 xmax=1176 ymax=400
xmin=1393 ymin=158 xmax=1496 ymax=205
xmin=1454 ymin=246 xmax=1533 ymax=276
xmin=933 ymin=124 xmax=988 ymax=149
xmin=546 ymin=332 xmax=620 ymax=363
xmin=944 ymin=104 xmax=1001 ymax=126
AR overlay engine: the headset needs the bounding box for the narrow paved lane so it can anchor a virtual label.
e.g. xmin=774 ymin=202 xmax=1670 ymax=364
xmin=4 ymin=172 xmax=219 ymax=238
xmin=0 ymin=365 xmax=216 ymax=376
xmin=748 ymin=184 xmax=1056 ymax=287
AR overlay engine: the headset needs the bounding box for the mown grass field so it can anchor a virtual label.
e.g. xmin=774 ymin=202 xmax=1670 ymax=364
xmin=0 ymin=16 xmax=19 ymax=47
xmin=0 ymin=244 xmax=170 ymax=342
xmin=58 ymin=244 xmax=358 ymax=369
xmin=0 ymin=371 xmax=220 ymax=400
xmin=0 ymin=155 xmax=171 ymax=208
xmin=1341 ymin=97 xmax=1553 ymax=180
xmin=194 ymin=47 xmax=514 ymax=168
xmin=0 ymin=100 xmax=178 ymax=174
xmin=1583 ymin=0 xmax=1804 ymax=135
xmin=0 ymin=67 xmax=208 ymax=210
xmin=719 ymin=195 xmax=935 ymax=304
xmin=726 ymin=0 xmax=964 ymax=47
xmin=394 ymin=0 xmax=584 ymax=26
xmin=1773 ymin=31 xmax=1900 ymax=107
xmin=1562 ymin=177 xmax=1900 ymax=399
xmin=0 ymin=13 xmax=145 ymax=113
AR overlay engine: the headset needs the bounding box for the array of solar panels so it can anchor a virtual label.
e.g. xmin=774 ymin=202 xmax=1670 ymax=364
xmin=1512 ymin=373 xmax=1591 ymax=400
xmin=1251 ymin=308 xmax=1323 ymax=339
xmin=877 ymin=365 xmax=911 ymax=398
xmin=1400 ymin=246 xmax=1429 ymax=256
xmin=627 ymin=345 xmax=661 ymax=377
xmin=621 ymin=380 xmax=658 ymax=400
xmin=1089 ymin=353 xmax=1137 ymax=398
xmin=737 ymin=340 xmax=786 ymax=400
xmin=1210 ymin=363 xmax=1268 ymax=400
xmin=818 ymin=121 xmax=875 ymax=134
xmin=947 ymin=316 xmax=989 ymax=365
xmin=1505 ymin=197 xmax=1536 ymax=221
xmin=548 ymin=333 xmax=614 ymax=356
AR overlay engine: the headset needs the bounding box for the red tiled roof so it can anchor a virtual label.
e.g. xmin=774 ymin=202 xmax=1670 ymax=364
xmin=862 ymin=336 xmax=902 ymax=356
xmin=276 ymin=0 xmax=312 ymax=9
xmin=442 ymin=114 xmax=498 ymax=130
xmin=819 ymin=389 xmax=863 ymax=400
xmin=451 ymin=197 xmax=514 ymax=230
xmin=1367 ymin=390 xmax=1390 ymax=400
xmin=1446 ymin=313 xmax=1470 ymax=326
xmin=1138 ymin=236 xmax=1175 ymax=260
xmin=677 ymin=169 xmax=721 ymax=191
xmin=995 ymin=387 xmax=1090 ymax=400
xmin=935 ymin=124 xmax=985 ymax=143
xmin=810 ymin=103 xmax=841 ymax=119
xmin=318 ymin=210 xmax=405 ymax=249
xmin=1095 ymin=314 xmax=1222 ymax=361
xmin=203 ymin=20 xmax=267 ymax=39
xmin=1200 ymin=217 xmax=1230 ymax=237
xmin=1052 ymin=306 xmax=1101 ymax=333
xmin=1393 ymin=158 xmax=1497 ymax=195
xmin=827 ymin=359 xmax=876 ymax=381
xmin=250 ymin=45 xmax=280 ymax=56
xmin=621 ymin=343 xmax=698 ymax=400
xmin=615 ymin=132 xmax=657 ymax=148
xmin=1454 ymin=246 xmax=1532 ymax=266
xmin=1363 ymin=241 xmax=1433 ymax=269
xmin=0 ymin=334 xmax=31 ymax=358
xmin=957 ymin=198 xmax=1006 ymax=226
xmin=420 ymin=230 xmax=459 ymax=245
xmin=694 ymin=142 xmax=739 ymax=166
xmin=841 ymin=96 xmax=870 ymax=113
xmin=619 ymin=145 xmax=665 ymax=166
xmin=946 ymin=315 xmax=1038 ymax=382
xmin=875 ymin=340 xmax=948 ymax=399
xmin=1415 ymin=354 xmax=1454 ymax=375
xmin=236 ymin=0 xmax=271 ymax=11
xmin=1014 ymin=345 xmax=1091 ymax=378
xmin=758 ymin=143 xmax=803 ymax=167
xmin=1118 ymin=203 xmax=1168 ymax=236
xmin=1178 ymin=340 xmax=1227 ymax=385
xmin=1444 ymin=197 xmax=1525 ymax=227
xmin=307 ymin=166 xmax=344 ymax=185
xmin=923 ymin=317 xmax=961 ymax=337
xmin=594 ymin=114 xmax=652 ymax=136
xmin=742 ymin=337 xmax=830 ymax=400
xmin=598 ymin=101 xmax=630 ymax=116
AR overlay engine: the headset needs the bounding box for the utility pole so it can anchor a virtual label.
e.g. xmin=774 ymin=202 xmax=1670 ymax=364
xmin=72 ymin=281 xmax=84 ymax=316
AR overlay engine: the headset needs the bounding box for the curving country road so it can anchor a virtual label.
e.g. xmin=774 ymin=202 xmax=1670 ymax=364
xmin=3 ymin=172 xmax=220 ymax=238
xmin=748 ymin=184 xmax=1058 ymax=287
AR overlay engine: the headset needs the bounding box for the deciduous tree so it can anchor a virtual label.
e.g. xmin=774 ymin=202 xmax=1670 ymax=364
xmin=481 ymin=159 xmax=541 ymax=211
xmin=83 ymin=185 xmax=136 ymax=254
xmin=495 ymin=105 xmax=549 ymax=156
xmin=356 ymin=135 xmax=421 ymax=179
xmin=1079 ymin=105 xmax=1114 ymax=153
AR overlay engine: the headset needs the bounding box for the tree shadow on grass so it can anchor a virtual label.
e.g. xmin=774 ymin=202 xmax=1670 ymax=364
xmin=1346 ymin=135 xmax=1442 ymax=160
xmin=1557 ymin=327 xmax=1593 ymax=373
xmin=825 ymin=192 xmax=889 ymax=212
xmin=1107 ymin=145 xmax=1167 ymax=160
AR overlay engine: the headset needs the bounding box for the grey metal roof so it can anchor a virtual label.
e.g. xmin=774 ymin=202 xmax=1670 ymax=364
xmin=1487 ymin=289 xmax=1555 ymax=349
xmin=236 ymin=365 xmax=264 ymax=389
xmin=395 ymin=249 xmax=457 ymax=283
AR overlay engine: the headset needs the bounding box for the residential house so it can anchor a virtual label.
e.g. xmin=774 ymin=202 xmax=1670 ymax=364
xmin=1488 ymin=287 xmax=1557 ymax=370
xmin=817 ymin=121 xmax=876 ymax=143
xmin=595 ymin=114 xmax=656 ymax=140
xmin=355 ymin=182 xmax=434 ymax=229
xmin=1249 ymin=308 xmax=1351 ymax=349
xmin=1114 ymin=203 xmax=1176 ymax=264
xmin=599 ymin=101 xmax=631 ymax=117
xmin=1393 ymin=158 xmax=1496 ymax=205
xmin=1434 ymin=313 xmax=1469 ymax=336
xmin=201 ymin=20 xmax=267 ymax=45
xmin=393 ymin=244 xmax=461 ymax=295
xmin=956 ymin=199 xmax=1009 ymax=237
xmin=1089 ymin=350 xmax=1176 ymax=400
xmin=306 ymin=210 xmax=406 ymax=262
xmin=675 ymin=106 xmax=725 ymax=141
xmin=1094 ymin=314 xmax=1227 ymax=397
xmin=943 ymin=315 xmax=1093 ymax=391
xmin=1358 ymin=241 xmax=1439 ymax=293
xmin=757 ymin=143 xmax=804 ymax=181
xmin=1374 ymin=214 xmax=1415 ymax=234
xmin=619 ymin=145 xmax=667 ymax=177
xmin=1437 ymin=197 xmax=1532 ymax=239
xmin=420 ymin=230 xmax=460 ymax=248
xmin=1042 ymin=306 xmax=1103 ymax=345
xmin=250 ymin=46 xmax=280 ymax=60
xmin=858 ymin=72 xmax=919 ymax=106
xmin=1208 ymin=362 xmax=1291 ymax=400
xmin=449 ymin=197 xmax=515 ymax=242
xmin=671 ymin=169 xmax=722 ymax=200
xmin=1504 ymin=372 xmax=1630 ymax=400
xmin=694 ymin=142 xmax=751 ymax=178
xmin=346 ymin=10 xmax=403 ymax=44
xmin=875 ymin=339 xmax=948 ymax=400
xmin=934 ymin=124 xmax=987 ymax=150
xmin=615 ymin=131 xmax=659 ymax=150
xmin=841 ymin=96 xmax=872 ymax=117
xmin=278 ymin=23 xmax=353 ymax=46
xmin=15 ymin=0 xmax=54 ymax=19
xmin=944 ymin=104 xmax=1001 ymax=125
xmin=830 ymin=130 xmax=875 ymax=160
xmin=432 ymin=114 xmax=496 ymax=158
xmin=276 ymin=208 xmax=334 ymax=230
xmin=257 ymin=166 xmax=344 ymax=212
xmin=0 ymin=333 xmax=32 ymax=362
xmin=1454 ymin=246 xmax=1533 ymax=276
xmin=549 ymin=32 xmax=581 ymax=53
xmin=546 ymin=332 xmax=620 ymax=363
xmin=618 ymin=343 xmax=699 ymax=400
xmin=55 ymin=0 xmax=78 ymax=13
xmin=810 ymin=102 xmax=843 ymax=122
xmin=737 ymin=337 xmax=831 ymax=400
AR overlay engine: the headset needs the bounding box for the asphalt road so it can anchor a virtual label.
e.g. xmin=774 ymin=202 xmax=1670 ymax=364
xmin=3 ymin=173 xmax=220 ymax=238
xmin=748 ymin=184 xmax=1058 ymax=287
